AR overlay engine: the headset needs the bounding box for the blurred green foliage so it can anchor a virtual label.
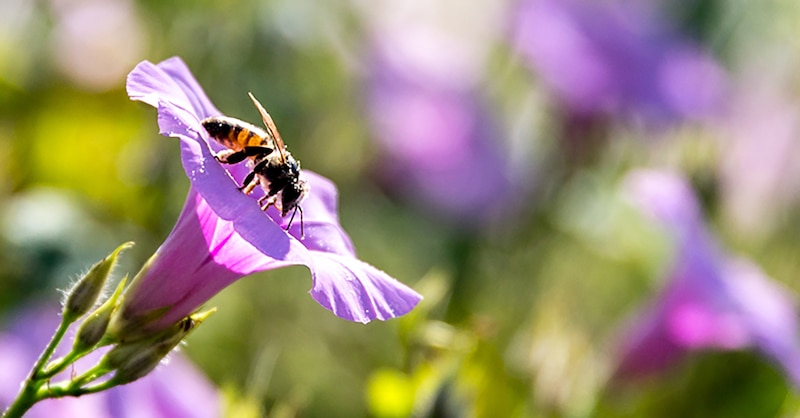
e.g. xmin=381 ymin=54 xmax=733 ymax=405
xmin=3 ymin=0 xmax=800 ymax=417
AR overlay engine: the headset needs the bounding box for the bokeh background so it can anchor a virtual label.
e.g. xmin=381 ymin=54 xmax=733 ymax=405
xmin=2 ymin=0 xmax=800 ymax=416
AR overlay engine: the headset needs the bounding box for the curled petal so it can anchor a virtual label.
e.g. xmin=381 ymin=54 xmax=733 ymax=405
xmin=309 ymin=252 xmax=422 ymax=323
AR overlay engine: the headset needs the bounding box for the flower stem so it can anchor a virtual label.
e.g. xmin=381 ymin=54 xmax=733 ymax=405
xmin=1 ymin=391 xmax=38 ymax=418
xmin=2 ymin=317 xmax=73 ymax=418
xmin=38 ymin=350 xmax=88 ymax=380
xmin=70 ymin=362 xmax=111 ymax=388
xmin=34 ymin=373 xmax=115 ymax=399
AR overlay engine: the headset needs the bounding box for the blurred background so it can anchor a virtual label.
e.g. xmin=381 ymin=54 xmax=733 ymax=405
xmin=2 ymin=0 xmax=800 ymax=416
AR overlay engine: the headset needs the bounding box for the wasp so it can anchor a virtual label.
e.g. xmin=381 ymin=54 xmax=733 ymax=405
xmin=201 ymin=93 xmax=308 ymax=234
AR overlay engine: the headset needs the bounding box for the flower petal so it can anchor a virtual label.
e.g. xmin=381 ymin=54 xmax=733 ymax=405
xmin=118 ymin=188 xmax=304 ymax=329
xmin=280 ymin=171 xmax=355 ymax=256
xmin=309 ymin=252 xmax=423 ymax=323
xmin=127 ymin=57 xmax=221 ymax=122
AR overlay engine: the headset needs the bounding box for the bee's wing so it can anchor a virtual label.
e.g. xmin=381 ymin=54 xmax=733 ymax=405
xmin=248 ymin=92 xmax=287 ymax=164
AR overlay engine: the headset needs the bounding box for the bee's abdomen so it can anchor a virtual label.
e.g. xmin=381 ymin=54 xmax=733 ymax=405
xmin=201 ymin=117 xmax=267 ymax=150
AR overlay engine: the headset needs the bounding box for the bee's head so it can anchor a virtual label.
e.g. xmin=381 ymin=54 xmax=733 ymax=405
xmin=200 ymin=118 xmax=225 ymax=137
xmin=280 ymin=177 xmax=309 ymax=217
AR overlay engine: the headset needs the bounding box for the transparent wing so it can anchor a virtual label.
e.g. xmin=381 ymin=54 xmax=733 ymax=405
xmin=248 ymin=92 xmax=287 ymax=164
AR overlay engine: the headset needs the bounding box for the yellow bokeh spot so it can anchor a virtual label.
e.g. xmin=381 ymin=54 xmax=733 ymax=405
xmin=366 ymin=368 xmax=414 ymax=418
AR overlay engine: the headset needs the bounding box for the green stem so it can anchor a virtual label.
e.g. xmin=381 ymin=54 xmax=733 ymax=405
xmin=0 ymin=390 xmax=38 ymax=418
xmin=34 ymin=373 xmax=116 ymax=400
xmin=38 ymin=349 xmax=89 ymax=380
xmin=70 ymin=362 xmax=111 ymax=388
xmin=2 ymin=317 xmax=72 ymax=418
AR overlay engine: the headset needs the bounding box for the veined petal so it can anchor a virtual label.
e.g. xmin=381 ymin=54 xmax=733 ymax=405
xmin=127 ymin=57 xmax=221 ymax=122
xmin=117 ymin=188 xmax=302 ymax=329
xmin=309 ymin=252 xmax=423 ymax=323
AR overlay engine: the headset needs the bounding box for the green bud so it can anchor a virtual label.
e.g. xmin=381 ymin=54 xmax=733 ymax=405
xmin=63 ymin=242 xmax=134 ymax=323
xmin=103 ymin=336 xmax=176 ymax=385
xmin=110 ymin=344 xmax=164 ymax=385
xmin=73 ymin=275 xmax=128 ymax=353
xmin=103 ymin=308 xmax=215 ymax=385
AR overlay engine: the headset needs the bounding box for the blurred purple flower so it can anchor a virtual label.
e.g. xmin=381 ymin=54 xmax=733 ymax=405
xmin=118 ymin=57 xmax=421 ymax=330
xmin=512 ymin=0 xmax=727 ymax=124
xmin=614 ymin=170 xmax=800 ymax=385
xmin=50 ymin=0 xmax=146 ymax=91
xmin=364 ymin=35 xmax=519 ymax=225
xmin=0 ymin=303 xmax=219 ymax=418
xmin=718 ymin=73 xmax=800 ymax=237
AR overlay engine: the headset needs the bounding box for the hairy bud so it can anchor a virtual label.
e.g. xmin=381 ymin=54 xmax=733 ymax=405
xmin=73 ymin=276 xmax=128 ymax=353
xmin=103 ymin=308 xmax=215 ymax=385
xmin=63 ymin=242 xmax=134 ymax=323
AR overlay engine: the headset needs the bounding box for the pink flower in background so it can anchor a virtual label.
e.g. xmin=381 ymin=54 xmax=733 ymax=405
xmin=0 ymin=303 xmax=220 ymax=418
xmin=615 ymin=170 xmax=800 ymax=385
xmin=717 ymin=72 xmax=800 ymax=238
xmin=512 ymin=0 xmax=727 ymax=124
xmin=363 ymin=19 xmax=521 ymax=226
xmin=117 ymin=57 xmax=421 ymax=332
xmin=50 ymin=0 xmax=146 ymax=91
xmin=365 ymin=53 xmax=518 ymax=225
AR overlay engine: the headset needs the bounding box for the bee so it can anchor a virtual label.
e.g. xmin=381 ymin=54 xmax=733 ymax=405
xmin=201 ymin=93 xmax=309 ymax=234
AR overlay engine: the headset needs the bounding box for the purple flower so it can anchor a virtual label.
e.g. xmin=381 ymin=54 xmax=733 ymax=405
xmin=614 ymin=170 xmax=800 ymax=385
xmin=117 ymin=57 xmax=421 ymax=331
xmin=512 ymin=0 xmax=727 ymax=123
xmin=717 ymin=75 xmax=800 ymax=237
xmin=363 ymin=33 xmax=519 ymax=225
xmin=0 ymin=303 xmax=220 ymax=418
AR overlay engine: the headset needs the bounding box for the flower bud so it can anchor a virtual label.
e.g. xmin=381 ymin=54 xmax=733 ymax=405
xmin=105 ymin=341 xmax=171 ymax=385
xmin=63 ymin=242 xmax=134 ymax=323
xmin=103 ymin=308 xmax=215 ymax=385
xmin=73 ymin=275 xmax=128 ymax=353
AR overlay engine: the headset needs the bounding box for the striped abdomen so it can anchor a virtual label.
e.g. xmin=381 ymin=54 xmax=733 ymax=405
xmin=201 ymin=116 xmax=271 ymax=151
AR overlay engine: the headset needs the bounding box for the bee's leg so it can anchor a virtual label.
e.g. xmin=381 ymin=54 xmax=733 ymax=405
xmin=215 ymin=146 xmax=273 ymax=164
xmin=238 ymin=171 xmax=256 ymax=191
xmin=241 ymin=173 xmax=259 ymax=195
xmin=258 ymin=194 xmax=277 ymax=212
xmin=244 ymin=145 xmax=274 ymax=154
xmin=213 ymin=149 xmax=238 ymax=164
